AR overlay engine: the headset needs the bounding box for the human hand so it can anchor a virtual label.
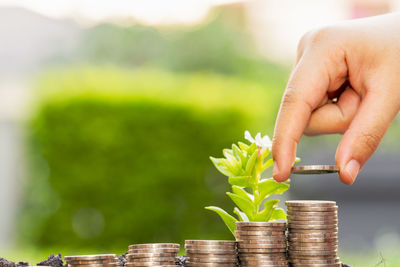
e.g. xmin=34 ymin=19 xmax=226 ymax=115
xmin=272 ymin=13 xmax=400 ymax=185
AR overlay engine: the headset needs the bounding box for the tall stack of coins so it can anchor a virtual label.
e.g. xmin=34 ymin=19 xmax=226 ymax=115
xmin=286 ymin=200 xmax=341 ymax=266
xmin=184 ymin=240 xmax=238 ymax=266
xmin=126 ymin=243 xmax=180 ymax=267
xmin=235 ymin=222 xmax=288 ymax=266
xmin=65 ymin=254 xmax=119 ymax=267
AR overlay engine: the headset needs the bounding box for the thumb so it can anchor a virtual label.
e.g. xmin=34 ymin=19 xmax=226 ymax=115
xmin=335 ymin=90 xmax=399 ymax=185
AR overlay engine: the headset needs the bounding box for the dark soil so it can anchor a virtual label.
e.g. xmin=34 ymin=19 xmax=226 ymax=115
xmin=175 ymin=255 xmax=186 ymax=266
xmin=0 ymin=253 xmax=63 ymax=267
xmin=1 ymin=253 xmax=352 ymax=267
xmin=37 ymin=253 xmax=63 ymax=267
xmin=117 ymin=252 xmax=127 ymax=267
xmin=0 ymin=258 xmax=16 ymax=267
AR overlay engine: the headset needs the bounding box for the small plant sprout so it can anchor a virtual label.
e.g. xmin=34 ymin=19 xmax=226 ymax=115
xmin=205 ymin=130 xmax=300 ymax=235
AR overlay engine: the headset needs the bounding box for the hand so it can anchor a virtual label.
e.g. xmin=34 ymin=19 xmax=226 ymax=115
xmin=272 ymin=13 xmax=400 ymax=185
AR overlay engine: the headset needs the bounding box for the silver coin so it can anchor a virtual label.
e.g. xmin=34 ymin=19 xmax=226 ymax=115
xmin=291 ymin=165 xmax=338 ymax=174
xmin=286 ymin=200 xmax=336 ymax=207
xmin=128 ymin=243 xmax=180 ymax=249
xmin=185 ymin=240 xmax=236 ymax=246
xmin=65 ymin=255 xmax=117 ymax=261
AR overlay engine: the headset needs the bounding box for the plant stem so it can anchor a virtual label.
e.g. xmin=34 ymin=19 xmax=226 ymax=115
xmin=253 ymin=153 xmax=264 ymax=213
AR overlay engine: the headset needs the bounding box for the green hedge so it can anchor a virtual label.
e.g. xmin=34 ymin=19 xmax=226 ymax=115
xmin=19 ymin=67 xmax=280 ymax=251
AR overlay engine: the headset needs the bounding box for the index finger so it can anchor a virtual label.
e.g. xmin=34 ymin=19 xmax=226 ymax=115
xmin=272 ymin=56 xmax=332 ymax=182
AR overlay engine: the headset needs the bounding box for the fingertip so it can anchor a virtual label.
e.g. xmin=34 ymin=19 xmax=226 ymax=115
xmin=273 ymin=163 xmax=291 ymax=182
xmin=338 ymin=159 xmax=360 ymax=185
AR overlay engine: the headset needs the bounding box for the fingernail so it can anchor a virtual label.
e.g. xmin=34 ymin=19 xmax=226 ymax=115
xmin=273 ymin=163 xmax=280 ymax=179
xmin=345 ymin=159 xmax=360 ymax=183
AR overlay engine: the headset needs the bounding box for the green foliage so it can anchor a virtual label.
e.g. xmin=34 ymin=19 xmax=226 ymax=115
xmin=71 ymin=12 xmax=289 ymax=86
xmin=19 ymin=67 xmax=280 ymax=249
xmin=206 ymin=132 xmax=294 ymax=234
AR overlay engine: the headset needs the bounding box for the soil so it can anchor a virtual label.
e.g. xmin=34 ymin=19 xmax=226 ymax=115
xmin=37 ymin=254 xmax=63 ymax=267
xmin=0 ymin=258 xmax=16 ymax=267
xmin=0 ymin=253 xmax=353 ymax=267
xmin=0 ymin=254 xmax=63 ymax=267
xmin=117 ymin=253 xmax=127 ymax=267
xmin=175 ymin=255 xmax=186 ymax=266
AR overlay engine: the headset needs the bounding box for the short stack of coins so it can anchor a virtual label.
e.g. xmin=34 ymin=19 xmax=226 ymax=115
xmin=185 ymin=240 xmax=238 ymax=266
xmin=65 ymin=254 xmax=119 ymax=267
xmin=235 ymin=221 xmax=288 ymax=267
xmin=126 ymin=243 xmax=180 ymax=267
xmin=286 ymin=200 xmax=341 ymax=266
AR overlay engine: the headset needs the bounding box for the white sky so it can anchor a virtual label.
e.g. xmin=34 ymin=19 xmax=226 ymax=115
xmin=0 ymin=0 xmax=244 ymax=25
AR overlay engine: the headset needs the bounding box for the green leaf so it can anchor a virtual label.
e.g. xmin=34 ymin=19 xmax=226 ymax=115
xmin=228 ymin=176 xmax=251 ymax=187
xmin=232 ymin=186 xmax=253 ymax=202
xmin=238 ymin=142 xmax=249 ymax=152
xmin=261 ymin=159 xmax=274 ymax=172
xmin=232 ymin=144 xmax=246 ymax=165
xmin=258 ymin=178 xmax=290 ymax=200
xmin=247 ymin=142 xmax=257 ymax=156
xmin=223 ymin=153 xmax=243 ymax=175
xmin=227 ymin=192 xmax=255 ymax=220
xmin=223 ymin=149 xmax=234 ymax=160
xmin=205 ymin=206 xmax=237 ymax=235
xmin=270 ymin=208 xmax=286 ymax=221
xmin=210 ymin=157 xmax=234 ymax=177
xmin=234 ymin=207 xmax=249 ymax=222
xmin=254 ymin=199 xmax=279 ymax=222
xmin=245 ymin=149 xmax=258 ymax=174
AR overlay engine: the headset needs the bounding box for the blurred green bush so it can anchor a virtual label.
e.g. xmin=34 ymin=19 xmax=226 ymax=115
xmin=18 ymin=67 xmax=281 ymax=250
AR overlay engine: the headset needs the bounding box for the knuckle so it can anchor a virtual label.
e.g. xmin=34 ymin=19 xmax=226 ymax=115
xmin=297 ymin=31 xmax=312 ymax=54
xmin=281 ymin=88 xmax=299 ymax=106
xmin=359 ymin=132 xmax=381 ymax=153
xmin=308 ymin=26 xmax=335 ymax=46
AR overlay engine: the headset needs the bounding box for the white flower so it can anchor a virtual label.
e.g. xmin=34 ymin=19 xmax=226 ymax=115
xmin=244 ymin=130 xmax=272 ymax=150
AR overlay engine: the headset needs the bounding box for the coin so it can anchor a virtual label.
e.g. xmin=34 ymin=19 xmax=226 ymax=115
xmin=185 ymin=240 xmax=238 ymax=266
xmin=238 ymin=243 xmax=287 ymax=249
xmin=128 ymin=243 xmax=180 ymax=249
xmin=237 ymin=221 xmax=286 ymax=227
xmin=237 ymin=238 xmax=287 ymax=244
xmin=288 ymin=224 xmax=338 ymax=230
xmin=65 ymin=254 xmax=120 ymax=267
xmin=291 ymin=165 xmax=338 ymax=174
xmin=185 ymin=262 xmax=236 ymax=267
xmin=285 ymin=200 xmax=342 ymax=265
xmin=126 ymin=243 xmax=179 ymax=267
xmin=235 ymin=221 xmax=288 ymax=266
xmin=286 ymin=200 xmax=336 ymax=206
xmin=288 ymin=216 xmax=338 ymax=223
xmin=128 ymin=248 xmax=179 ymax=254
xmin=287 ymin=206 xmax=338 ymax=212
xmin=65 ymin=255 xmax=117 ymax=261
xmin=235 ymin=230 xmax=285 ymax=236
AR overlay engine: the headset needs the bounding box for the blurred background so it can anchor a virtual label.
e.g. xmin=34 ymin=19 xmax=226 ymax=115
xmin=0 ymin=0 xmax=399 ymax=266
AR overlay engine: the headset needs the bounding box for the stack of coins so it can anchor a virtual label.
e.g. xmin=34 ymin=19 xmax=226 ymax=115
xmin=65 ymin=254 xmax=119 ymax=267
xmin=235 ymin=222 xmax=288 ymax=266
xmin=184 ymin=240 xmax=238 ymax=266
xmin=126 ymin=243 xmax=180 ymax=267
xmin=286 ymin=200 xmax=341 ymax=266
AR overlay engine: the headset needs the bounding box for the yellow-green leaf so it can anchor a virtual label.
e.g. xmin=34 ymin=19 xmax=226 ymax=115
xmin=258 ymin=178 xmax=290 ymax=200
xmin=227 ymin=192 xmax=255 ymax=220
xmin=232 ymin=186 xmax=253 ymax=202
xmin=205 ymin=206 xmax=237 ymax=235
xmin=234 ymin=207 xmax=249 ymax=222
xmin=270 ymin=208 xmax=286 ymax=221
xmin=254 ymin=199 xmax=279 ymax=222
xmin=228 ymin=176 xmax=251 ymax=187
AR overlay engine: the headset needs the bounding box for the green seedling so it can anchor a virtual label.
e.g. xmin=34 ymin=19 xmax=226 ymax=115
xmin=206 ymin=130 xmax=299 ymax=235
